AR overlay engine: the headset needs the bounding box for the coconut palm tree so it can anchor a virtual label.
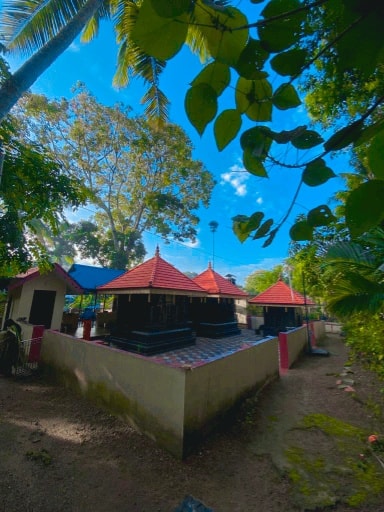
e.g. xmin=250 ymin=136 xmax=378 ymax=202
xmin=0 ymin=0 xmax=107 ymax=121
xmin=0 ymin=0 xmax=229 ymax=123
xmin=323 ymin=232 xmax=384 ymax=318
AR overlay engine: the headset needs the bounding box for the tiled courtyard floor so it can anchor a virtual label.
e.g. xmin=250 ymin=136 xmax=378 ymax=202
xmin=74 ymin=324 xmax=266 ymax=369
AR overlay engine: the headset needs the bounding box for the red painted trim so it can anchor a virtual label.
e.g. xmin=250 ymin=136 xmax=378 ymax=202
xmin=278 ymin=332 xmax=289 ymax=372
xmin=29 ymin=325 xmax=44 ymax=363
xmin=82 ymin=319 xmax=92 ymax=341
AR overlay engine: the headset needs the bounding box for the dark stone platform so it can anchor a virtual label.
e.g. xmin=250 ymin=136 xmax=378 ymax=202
xmin=195 ymin=321 xmax=241 ymax=339
xmin=106 ymin=327 xmax=196 ymax=355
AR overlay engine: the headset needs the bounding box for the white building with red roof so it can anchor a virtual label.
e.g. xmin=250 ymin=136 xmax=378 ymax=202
xmin=6 ymin=263 xmax=83 ymax=332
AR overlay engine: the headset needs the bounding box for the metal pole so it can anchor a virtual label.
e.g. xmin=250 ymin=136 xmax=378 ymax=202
xmin=0 ymin=144 xmax=5 ymax=184
xmin=209 ymin=221 xmax=218 ymax=269
xmin=302 ymin=271 xmax=312 ymax=353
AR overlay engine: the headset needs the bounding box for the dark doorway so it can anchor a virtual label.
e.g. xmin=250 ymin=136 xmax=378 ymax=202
xmin=29 ymin=290 xmax=56 ymax=328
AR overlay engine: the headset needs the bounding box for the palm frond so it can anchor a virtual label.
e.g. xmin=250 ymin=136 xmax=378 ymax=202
xmin=326 ymin=272 xmax=384 ymax=316
xmin=80 ymin=11 xmax=99 ymax=42
xmin=141 ymin=84 xmax=169 ymax=127
xmin=112 ymin=0 xmax=138 ymax=43
xmin=185 ymin=24 xmax=211 ymax=63
xmin=1 ymin=0 xmax=109 ymax=55
xmin=2 ymin=0 xmax=84 ymax=53
xmin=112 ymin=0 xmax=169 ymax=126
xmin=324 ymin=241 xmax=377 ymax=277
xmin=326 ymin=241 xmax=374 ymax=264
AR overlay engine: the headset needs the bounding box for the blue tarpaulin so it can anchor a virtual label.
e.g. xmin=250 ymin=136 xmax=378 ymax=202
xmin=68 ymin=264 xmax=125 ymax=293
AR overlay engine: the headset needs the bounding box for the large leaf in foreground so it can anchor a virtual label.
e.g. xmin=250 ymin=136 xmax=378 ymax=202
xmin=214 ymin=109 xmax=242 ymax=151
xmin=132 ymin=0 xmax=188 ymax=60
xmin=185 ymin=84 xmax=217 ymax=135
xmin=345 ymin=180 xmax=384 ymax=237
xmin=195 ymin=6 xmax=248 ymax=67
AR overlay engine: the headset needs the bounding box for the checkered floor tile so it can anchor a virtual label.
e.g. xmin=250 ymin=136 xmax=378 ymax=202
xmin=146 ymin=330 xmax=265 ymax=368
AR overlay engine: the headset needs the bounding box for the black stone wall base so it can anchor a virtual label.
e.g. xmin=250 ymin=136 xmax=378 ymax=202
xmin=106 ymin=327 xmax=196 ymax=355
xmin=196 ymin=321 xmax=241 ymax=339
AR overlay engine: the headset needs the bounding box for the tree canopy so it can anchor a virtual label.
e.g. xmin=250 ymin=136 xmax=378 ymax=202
xmin=0 ymin=118 xmax=85 ymax=275
xmin=13 ymin=85 xmax=215 ymax=268
xmin=244 ymin=265 xmax=283 ymax=295
xmin=1 ymin=0 xmax=384 ymax=249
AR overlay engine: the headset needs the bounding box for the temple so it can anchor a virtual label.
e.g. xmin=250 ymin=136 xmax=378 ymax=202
xmin=248 ymin=277 xmax=315 ymax=336
xmin=97 ymin=247 xmax=206 ymax=355
xmin=191 ymin=263 xmax=248 ymax=338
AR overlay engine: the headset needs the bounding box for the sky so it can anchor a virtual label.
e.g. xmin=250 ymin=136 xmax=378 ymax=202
xmin=7 ymin=2 xmax=348 ymax=286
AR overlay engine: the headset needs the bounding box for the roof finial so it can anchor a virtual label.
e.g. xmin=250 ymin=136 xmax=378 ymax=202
xmin=208 ymin=261 xmax=212 ymax=269
xmin=155 ymin=245 xmax=160 ymax=256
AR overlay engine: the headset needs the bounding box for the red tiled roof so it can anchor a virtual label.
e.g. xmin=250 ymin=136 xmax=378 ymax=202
xmin=98 ymin=247 xmax=206 ymax=294
xmin=193 ymin=264 xmax=248 ymax=297
xmin=8 ymin=263 xmax=83 ymax=293
xmin=248 ymin=278 xmax=316 ymax=306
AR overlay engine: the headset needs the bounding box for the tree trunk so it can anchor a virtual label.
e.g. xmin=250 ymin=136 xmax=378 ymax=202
xmin=0 ymin=0 xmax=104 ymax=122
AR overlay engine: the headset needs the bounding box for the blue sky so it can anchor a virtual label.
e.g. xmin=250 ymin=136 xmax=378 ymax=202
xmin=7 ymin=5 xmax=347 ymax=285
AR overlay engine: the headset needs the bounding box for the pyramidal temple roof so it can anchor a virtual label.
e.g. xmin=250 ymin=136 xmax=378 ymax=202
xmin=97 ymin=247 xmax=206 ymax=295
xmin=193 ymin=263 xmax=248 ymax=297
xmin=248 ymin=277 xmax=315 ymax=306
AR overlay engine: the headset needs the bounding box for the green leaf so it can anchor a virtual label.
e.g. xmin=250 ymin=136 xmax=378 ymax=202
xmin=367 ymin=132 xmax=384 ymax=180
xmin=354 ymin=119 xmax=384 ymax=147
xmin=185 ymin=84 xmax=217 ymax=136
xmin=290 ymin=220 xmax=314 ymax=241
xmin=232 ymin=216 xmax=250 ymax=243
xmin=232 ymin=215 xmax=249 ymax=222
xmin=214 ymin=109 xmax=242 ymax=151
xmin=291 ymin=129 xmax=323 ymax=149
xmin=240 ymin=126 xmax=273 ymax=157
xmin=253 ymin=218 xmax=273 ymax=239
xmin=272 ymin=83 xmax=301 ymax=110
xmin=269 ymin=126 xmax=307 ymax=144
xmin=149 ymin=0 xmax=191 ymax=18
xmin=132 ymin=0 xmax=188 ymax=60
xmin=243 ymin=149 xmax=268 ymax=177
xmin=191 ymin=62 xmax=230 ymax=96
xmin=235 ymin=38 xmax=270 ymax=80
xmin=195 ymin=6 xmax=249 ymax=67
xmin=258 ymin=0 xmax=304 ymax=53
xmin=324 ymin=121 xmax=364 ymax=152
xmin=302 ymin=159 xmax=336 ymax=187
xmin=270 ymin=49 xmax=307 ymax=76
xmin=247 ymin=211 xmax=265 ymax=232
xmin=335 ymin=9 xmax=384 ymax=77
xmin=345 ymin=180 xmax=384 ymax=237
xmin=262 ymin=227 xmax=278 ymax=248
xmin=307 ymin=205 xmax=335 ymax=227
xmin=235 ymin=77 xmax=272 ymax=121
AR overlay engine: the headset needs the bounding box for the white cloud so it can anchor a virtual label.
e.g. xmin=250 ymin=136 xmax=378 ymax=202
xmin=256 ymin=196 xmax=263 ymax=205
xmin=180 ymin=238 xmax=201 ymax=249
xmin=68 ymin=42 xmax=80 ymax=52
xmin=220 ymin=162 xmax=249 ymax=197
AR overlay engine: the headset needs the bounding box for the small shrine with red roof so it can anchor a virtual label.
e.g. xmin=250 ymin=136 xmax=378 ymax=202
xmin=97 ymin=247 xmax=206 ymax=354
xmin=191 ymin=262 xmax=248 ymax=338
xmin=248 ymin=277 xmax=316 ymax=336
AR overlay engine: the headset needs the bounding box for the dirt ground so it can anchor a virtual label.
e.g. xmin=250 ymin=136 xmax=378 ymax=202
xmin=1 ymin=333 xmax=384 ymax=512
